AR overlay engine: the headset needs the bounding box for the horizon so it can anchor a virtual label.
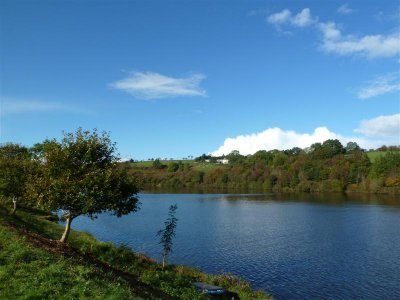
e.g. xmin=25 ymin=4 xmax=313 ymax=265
xmin=1 ymin=0 xmax=399 ymax=160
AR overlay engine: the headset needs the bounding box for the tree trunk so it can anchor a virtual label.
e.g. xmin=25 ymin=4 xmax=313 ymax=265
xmin=60 ymin=215 xmax=73 ymax=243
xmin=36 ymin=194 xmax=43 ymax=208
xmin=10 ymin=197 xmax=17 ymax=215
xmin=162 ymin=255 xmax=166 ymax=271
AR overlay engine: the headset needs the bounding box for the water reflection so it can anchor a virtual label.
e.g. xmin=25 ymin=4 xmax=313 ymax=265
xmin=210 ymin=192 xmax=400 ymax=206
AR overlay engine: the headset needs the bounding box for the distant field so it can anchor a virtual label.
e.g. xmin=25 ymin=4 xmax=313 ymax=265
xmin=129 ymin=160 xmax=226 ymax=172
xmin=129 ymin=161 xmax=153 ymax=167
xmin=130 ymin=160 xmax=194 ymax=168
xmin=367 ymin=151 xmax=390 ymax=163
xmin=131 ymin=152 xmax=395 ymax=167
xmin=188 ymin=152 xmax=398 ymax=170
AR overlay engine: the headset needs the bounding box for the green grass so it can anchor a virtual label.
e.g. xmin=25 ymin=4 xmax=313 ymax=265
xmin=0 ymin=222 xmax=141 ymax=299
xmin=130 ymin=161 xmax=155 ymax=167
xmin=130 ymin=160 xmax=194 ymax=168
xmin=367 ymin=151 xmax=396 ymax=163
xmin=0 ymin=206 xmax=271 ymax=299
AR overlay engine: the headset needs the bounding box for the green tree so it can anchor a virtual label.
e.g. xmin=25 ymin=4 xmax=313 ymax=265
xmin=347 ymin=151 xmax=371 ymax=184
xmin=157 ymin=204 xmax=178 ymax=270
xmin=371 ymin=152 xmax=400 ymax=177
xmin=153 ymin=159 xmax=165 ymax=169
xmin=226 ymin=150 xmax=245 ymax=165
xmin=194 ymin=154 xmax=210 ymax=162
xmin=345 ymin=141 xmax=361 ymax=153
xmin=289 ymin=147 xmax=303 ymax=156
xmin=168 ymin=162 xmax=179 ymax=172
xmin=311 ymin=139 xmax=345 ymax=159
xmin=0 ymin=143 xmax=31 ymax=214
xmin=322 ymin=139 xmax=345 ymax=158
xmin=193 ymin=171 xmax=205 ymax=184
xmin=27 ymin=128 xmax=140 ymax=243
xmin=272 ymin=152 xmax=288 ymax=167
xmin=248 ymin=150 xmax=273 ymax=166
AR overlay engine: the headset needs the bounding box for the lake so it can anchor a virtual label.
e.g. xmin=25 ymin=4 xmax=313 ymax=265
xmin=72 ymin=193 xmax=400 ymax=299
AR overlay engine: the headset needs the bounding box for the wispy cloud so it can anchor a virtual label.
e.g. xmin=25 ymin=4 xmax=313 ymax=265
xmin=292 ymin=8 xmax=316 ymax=27
xmin=266 ymin=8 xmax=400 ymax=59
xmin=267 ymin=9 xmax=292 ymax=25
xmin=337 ymin=4 xmax=354 ymax=15
xmin=110 ymin=71 xmax=207 ymax=100
xmin=375 ymin=6 xmax=400 ymax=22
xmin=319 ymin=22 xmax=400 ymax=58
xmin=1 ymin=100 xmax=82 ymax=115
xmin=358 ymin=73 xmax=400 ymax=99
xmin=355 ymin=114 xmax=400 ymax=138
xmin=267 ymin=8 xmax=316 ymax=28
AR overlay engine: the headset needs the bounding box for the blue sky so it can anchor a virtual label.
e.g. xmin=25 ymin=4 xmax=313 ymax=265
xmin=1 ymin=0 xmax=399 ymax=160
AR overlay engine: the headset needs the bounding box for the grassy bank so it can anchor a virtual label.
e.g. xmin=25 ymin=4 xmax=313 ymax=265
xmin=0 ymin=206 xmax=271 ymax=300
xmin=0 ymin=216 xmax=139 ymax=299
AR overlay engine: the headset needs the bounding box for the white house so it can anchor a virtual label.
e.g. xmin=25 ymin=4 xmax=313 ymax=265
xmin=204 ymin=158 xmax=229 ymax=164
xmin=216 ymin=158 xmax=229 ymax=164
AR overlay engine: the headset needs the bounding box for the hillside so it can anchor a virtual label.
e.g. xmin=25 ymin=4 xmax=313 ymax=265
xmin=0 ymin=206 xmax=270 ymax=300
xmin=127 ymin=147 xmax=400 ymax=194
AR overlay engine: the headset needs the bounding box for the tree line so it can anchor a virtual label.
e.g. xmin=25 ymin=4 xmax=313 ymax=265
xmin=129 ymin=140 xmax=400 ymax=194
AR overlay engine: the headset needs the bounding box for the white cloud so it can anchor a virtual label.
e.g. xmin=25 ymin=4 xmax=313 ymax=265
xmin=211 ymin=125 xmax=400 ymax=156
xmin=266 ymin=9 xmax=292 ymax=25
xmin=318 ymin=22 xmax=342 ymax=40
xmin=355 ymin=114 xmax=400 ymax=138
xmin=358 ymin=73 xmax=400 ymax=99
xmin=211 ymin=127 xmax=370 ymax=156
xmin=267 ymin=7 xmax=400 ymax=59
xmin=110 ymin=71 xmax=206 ymax=100
xmin=337 ymin=4 xmax=354 ymax=15
xmin=292 ymin=8 xmax=316 ymax=27
xmin=319 ymin=23 xmax=400 ymax=58
xmin=1 ymin=100 xmax=78 ymax=115
xmin=267 ymin=8 xmax=315 ymax=28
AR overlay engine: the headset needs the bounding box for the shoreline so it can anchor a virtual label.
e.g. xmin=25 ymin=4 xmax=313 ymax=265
xmin=0 ymin=205 xmax=272 ymax=300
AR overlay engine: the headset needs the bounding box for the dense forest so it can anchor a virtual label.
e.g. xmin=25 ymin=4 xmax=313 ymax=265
xmin=128 ymin=140 xmax=400 ymax=194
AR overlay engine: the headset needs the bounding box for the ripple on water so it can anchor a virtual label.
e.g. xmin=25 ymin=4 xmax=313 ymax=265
xmin=72 ymin=194 xmax=400 ymax=300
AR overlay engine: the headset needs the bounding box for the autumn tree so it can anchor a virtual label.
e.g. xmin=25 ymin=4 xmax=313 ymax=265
xmin=28 ymin=128 xmax=140 ymax=243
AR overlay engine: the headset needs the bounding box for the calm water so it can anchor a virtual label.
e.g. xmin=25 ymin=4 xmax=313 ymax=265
xmin=72 ymin=193 xmax=400 ymax=299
